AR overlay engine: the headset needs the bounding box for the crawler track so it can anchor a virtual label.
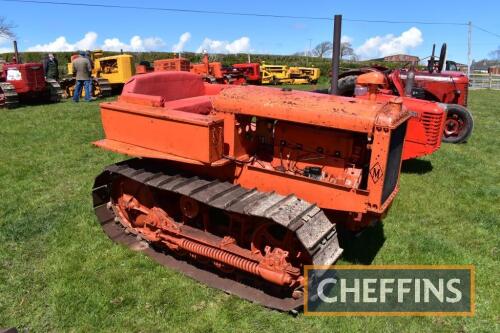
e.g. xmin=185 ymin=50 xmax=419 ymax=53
xmin=95 ymin=78 xmax=112 ymax=97
xmin=92 ymin=158 xmax=343 ymax=311
xmin=59 ymin=77 xmax=112 ymax=99
xmin=45 ymin=79 xmax=63 ymax=102
xmin=0 ymin=82 xmax=19 ymax=109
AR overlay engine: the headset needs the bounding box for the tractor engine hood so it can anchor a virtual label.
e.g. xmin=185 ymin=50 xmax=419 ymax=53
xmin=212 ymin=86 xmax=410 ymax=133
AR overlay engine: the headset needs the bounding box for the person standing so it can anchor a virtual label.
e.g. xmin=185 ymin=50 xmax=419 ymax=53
xmin=84 ymin=50 xmax=94 ymax=96
xmin=42 ymin=53 xmax=59 ymax=80
xmin=72 ymin=51 xmax=95 ymax=102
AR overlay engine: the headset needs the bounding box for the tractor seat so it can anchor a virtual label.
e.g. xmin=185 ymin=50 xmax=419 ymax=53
xmin=122 ymin=71 xmax=206 ymax=101
xmin=163 ymin=95 xmax=213 ymax=115
xmin=119 ymin=71 xmax=218 ymax=114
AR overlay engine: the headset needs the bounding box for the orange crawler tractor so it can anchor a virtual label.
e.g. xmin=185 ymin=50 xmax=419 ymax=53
xmin=92 ymin=71 xmax=411 ymax=310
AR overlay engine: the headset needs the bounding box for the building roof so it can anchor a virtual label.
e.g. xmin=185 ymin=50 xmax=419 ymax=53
xmin=370 ymin=54 xmax=420 ymax=62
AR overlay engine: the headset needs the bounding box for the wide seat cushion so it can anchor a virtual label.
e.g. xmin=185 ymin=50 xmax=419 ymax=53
xmin=163 ymin=95 xmax=213 ymax=115
xmin=122 ymin=71 xmax=206 ymax=101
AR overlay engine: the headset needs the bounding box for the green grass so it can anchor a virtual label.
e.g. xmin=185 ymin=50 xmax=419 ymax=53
xmin=0 ymin=91 xmax=499 ymax=332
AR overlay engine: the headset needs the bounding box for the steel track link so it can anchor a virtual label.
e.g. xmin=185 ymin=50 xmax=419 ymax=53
xmin=45 ymin=79 xmax=63 ymax=102
xmin=0 ymin=82 xmax=19 ymax=109
xmin=92 ymin=158 xmax=343 ymax=311
xmin=95 ymin=78 xmax=112 ymax=97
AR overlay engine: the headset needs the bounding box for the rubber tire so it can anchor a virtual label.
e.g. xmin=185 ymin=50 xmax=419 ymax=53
xmin=337 ymin=75 xmax=358 ymax=96
xmin=442 ymin=104 xmax=474 ymax=144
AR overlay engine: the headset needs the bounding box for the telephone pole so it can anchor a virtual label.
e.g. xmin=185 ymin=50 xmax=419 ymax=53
xmin=331 ymin=14 xmax=342 ymax=95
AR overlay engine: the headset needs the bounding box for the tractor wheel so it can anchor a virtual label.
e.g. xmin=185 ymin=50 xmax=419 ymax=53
xmin=337 ymin=75 xmax=357 ymax=96
xmin=442 ymin=104 xmax=474 ymax=144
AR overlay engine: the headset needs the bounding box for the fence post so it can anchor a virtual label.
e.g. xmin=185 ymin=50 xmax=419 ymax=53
xmin=489 ymin=73 xmax=492 ymax=89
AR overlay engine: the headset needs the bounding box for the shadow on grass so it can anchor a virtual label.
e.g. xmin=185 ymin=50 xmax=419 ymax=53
xmin=401 ymin=159 xmax=433 ymax=174
xmin=337 ymin=222 xmax=386 ymax=265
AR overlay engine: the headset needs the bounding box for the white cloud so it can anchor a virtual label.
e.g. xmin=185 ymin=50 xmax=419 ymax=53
xmin=102 ymin=35 xmax=165 ymax=52
xmin=196 ymin=36 xmax=250 ymax=54
xmin=0 ymin=36 xmax=11 ymax=53
xmin=26 ymin=32 xmax=98 ymax=51
xmin=101 ymin=37 xmax=128 ymax=51
xmin=143 ymin=37 xmax=165 ymax=50
xmin=226 ymin=37 xmax=250 ymax=53
xmin=24 ymin=32 xmax=165 ymax=52
xmin=355 ymin=27 xmax=423 ymax=59
xmin=341 ymin=35 xmax=353 ymax=44
xmin=172 ymin=32 xmax=191 ymax=52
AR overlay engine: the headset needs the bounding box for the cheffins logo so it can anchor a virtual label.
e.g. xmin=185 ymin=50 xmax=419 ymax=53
xmin=305 ymin=265 xmax=474 ymax=316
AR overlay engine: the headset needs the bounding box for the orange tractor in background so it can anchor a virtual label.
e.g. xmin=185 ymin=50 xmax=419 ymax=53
xmin=151 ymin=52 xmax=248 ymax=84
xmin=92 ymin=71 xmax=411 ymax=311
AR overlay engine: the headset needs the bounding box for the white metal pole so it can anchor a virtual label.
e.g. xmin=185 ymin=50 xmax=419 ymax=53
xmin=467 ymin=21 xmax=472 ymax=77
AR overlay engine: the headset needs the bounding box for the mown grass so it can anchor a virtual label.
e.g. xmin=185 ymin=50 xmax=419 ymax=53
xmin=0 ymin=91 xmax=498 ymax=332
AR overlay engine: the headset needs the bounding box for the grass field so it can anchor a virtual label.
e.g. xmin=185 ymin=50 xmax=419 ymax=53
xmin=0 ymin=90 xmax=498 ymax=332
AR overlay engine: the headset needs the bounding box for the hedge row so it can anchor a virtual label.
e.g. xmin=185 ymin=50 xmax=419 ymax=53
xmin=1 ymin=51 xmax=405 ymax=77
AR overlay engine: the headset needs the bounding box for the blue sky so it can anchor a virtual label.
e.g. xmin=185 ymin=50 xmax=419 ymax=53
xmin=0 ymin=0 xmax=499 ymax=63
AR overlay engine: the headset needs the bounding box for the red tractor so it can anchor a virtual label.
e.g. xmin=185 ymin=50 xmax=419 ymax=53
xmin=232 ymin=63 xmax=262 ymax=84
xmin=353 ymin=72 xmax=445 ymax=160
xmin=0 ymin=41 xmax=62 ymax=109
xmin=337 ymin=43 xmax=473 ymax=143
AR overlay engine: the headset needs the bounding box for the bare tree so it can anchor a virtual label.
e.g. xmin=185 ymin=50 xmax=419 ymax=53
xmin=489 ymin=46 xmax=500 ymax=61
xmin=311 ymin=41 xmax=357 ymax=59
xmin=0 ymin=17 xmax=15 ymax=39
xmin=341 ymin=42 xmax=354 ymax=59
xmin=311 ymin=41 xmax=333 ymax=58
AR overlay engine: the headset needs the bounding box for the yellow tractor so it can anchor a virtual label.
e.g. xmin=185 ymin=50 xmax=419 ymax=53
xmin=260 ymin=64 xmax=290 ymax=84
xmin=289 ymin=66 xmax=321 ymax=84
xmin=61 ymin=51 xmax=134 ymax=98
xmin=260 ymin=63 xmax=320 ymax=85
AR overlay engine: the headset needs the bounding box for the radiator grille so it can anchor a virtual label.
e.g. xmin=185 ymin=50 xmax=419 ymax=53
xmin=421 ymin=112 xmax=444 ymax=145
xmin=24 ymin=68 xmax=44 ymax=90
xmin=382 ymin=121 xmax=407 ymax=203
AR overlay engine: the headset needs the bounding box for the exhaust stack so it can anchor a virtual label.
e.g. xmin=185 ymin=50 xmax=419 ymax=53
xmin=13 ymin=40 xmax=20 ymax=64
xmin=405 ymin=67 xmax=415 ymax=97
